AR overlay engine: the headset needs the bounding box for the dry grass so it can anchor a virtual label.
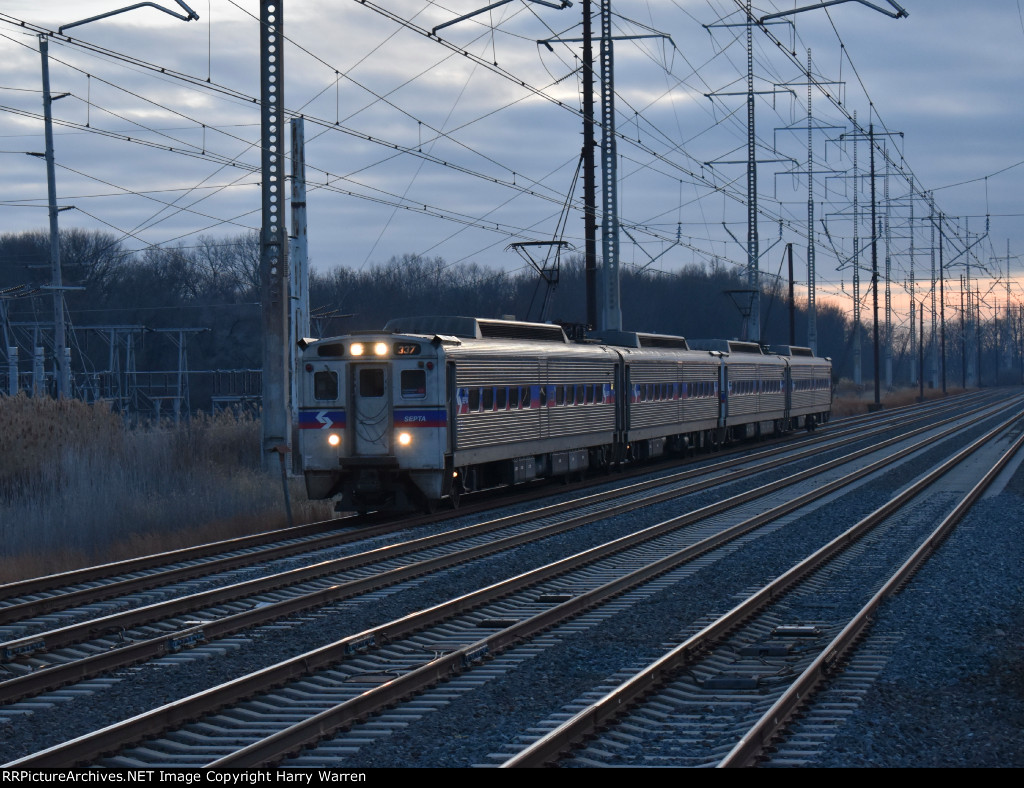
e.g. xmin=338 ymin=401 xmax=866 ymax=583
xmin=0 ymin=395 xmax=332 ymax=584
xmin=831 ymin=379 xmax=968 ymax=417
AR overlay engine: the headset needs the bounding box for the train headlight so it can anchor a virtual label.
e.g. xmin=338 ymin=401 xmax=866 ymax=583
xmin=327 ymin=433 xmax=341 ymax=447
xmin=397 ymin=431 xmax=412 ymax=446
xmin=350 ymin=342 xmax=364 ymax=356
xmin=374 ymin=342 xmax=388 ymax=356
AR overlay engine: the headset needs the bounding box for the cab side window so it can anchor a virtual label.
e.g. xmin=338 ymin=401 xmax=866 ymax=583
xmin=314 ymin=371 xmax=338 ymax=401
xmin=401 ymin=369 xmax=426 ymax=399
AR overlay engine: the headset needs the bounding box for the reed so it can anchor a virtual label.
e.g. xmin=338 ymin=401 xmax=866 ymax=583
xmin=0 ymin=395 xmax=330 ymax=583
xmin=831 ymin=380 xmax=966 ymax=417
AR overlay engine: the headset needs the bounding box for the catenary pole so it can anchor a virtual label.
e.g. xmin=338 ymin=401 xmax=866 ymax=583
xmin=260 ymin=0 xmax=290 ymax=470
xmin=38 ymin=34 xmax=68 ymax=399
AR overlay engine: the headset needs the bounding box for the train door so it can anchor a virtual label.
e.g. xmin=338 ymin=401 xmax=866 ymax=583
xmin=352 ymin=364 xmax=391 ymax=455
xmin=783 ymin=359 xmax=793 ymax=425
xmin=718 ymin=362 xmax=728 ymax=427
xmin=447 ymin=361 xmax=457 ymax=454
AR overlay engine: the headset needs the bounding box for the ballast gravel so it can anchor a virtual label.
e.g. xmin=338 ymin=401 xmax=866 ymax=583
xmin=1 ymin=412 xmax=1021 ymax=769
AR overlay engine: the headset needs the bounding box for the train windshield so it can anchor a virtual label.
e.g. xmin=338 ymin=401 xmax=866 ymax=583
xmin=359 ymin=368 xmax=385 ymax=397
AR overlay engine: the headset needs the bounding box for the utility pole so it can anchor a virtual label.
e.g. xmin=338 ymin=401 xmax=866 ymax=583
xmin=537 ymin=2 xmax=629 ymax=335
xmin=745 ymin=0 xmax=760 ymax=343
xmin=908 ymin=193 xmax=916 ymax=384
xmin=976 ymin=281 xmax=983 ymax=387
xmin=939 ymin=229 xmax=946 ymax=395
xmin=537 ymin=1 xmax=635 ymax=332
xmin=965 ymin=256 xmax=975 ymax=386
xmin=756 ymin=0 xmax=907 ymax=354
xmin=260 ymin=0 xmax=290 ymax=471
xmin=852 ymin=113 xmax=861 ymax=385
xmin=36 ymin=2 xmax=199 ymax=400
xmin=703 ymin=8 xmax=797 ymax=343
xmin=597 ymin=0 xmax=621 ymax=333
xmin=787 ymin=243 xmax=796 ymax=345
xmin=928 ymin=193 xmax=938 ymax=388
xmin=582 ymin=0 xmax=597 ymax=330
xmin=38 ymin=34 xmax=69 ymax=399
xmin=994 ymin=241 xmax=1013 ymax=374
xmin=842 ymin=121 xmax=901 ymax=404
xmin=883 ymin=145 xmax=892 ymax=390
xmin=960 ymin=274 xmax=966 ymax=389
xmin=869 ymin=124 xmax=880 ymax=408
xmin=918 ymin=301 xmax=924 ymax=402
xmin=289 ymin=116 xmax=309 ymax=473
xmin=773 ymin=49 xmax=844 ymax=354
xmin=929 ymin=215 xmax=988 ymax=390
xmin=806 ymin=50 xmax=817 ymax=354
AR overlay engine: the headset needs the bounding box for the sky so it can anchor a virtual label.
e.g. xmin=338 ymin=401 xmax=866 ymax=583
xmin=0 ymin=1 xmax=1022 ymax=334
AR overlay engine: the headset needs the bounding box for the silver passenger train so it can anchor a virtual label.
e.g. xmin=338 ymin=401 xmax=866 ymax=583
xmin=297 ymin=316 xmax=832 ymax=512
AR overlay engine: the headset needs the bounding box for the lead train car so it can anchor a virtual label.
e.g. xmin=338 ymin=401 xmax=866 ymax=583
xmin=298 ymin=316 xmax=832 ymax=512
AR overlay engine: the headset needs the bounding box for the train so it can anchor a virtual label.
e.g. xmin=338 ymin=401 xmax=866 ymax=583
xmin=297 ymin=316 xmax=832 ymax=513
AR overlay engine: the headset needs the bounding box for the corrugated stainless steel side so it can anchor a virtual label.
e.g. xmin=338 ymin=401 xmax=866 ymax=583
xmin=548 ymin=403 xmax=616 ymax=437
xmin=546 ymin=359 xmax=618 ymax=380
xmin=451 ymin=344 xmax=619 ymax=452
xmin=456 ymin=409 xmax=543 ymax=449
xmin=680 ymin=366 xmax=718 ymax=382
xmin=451 ymin=357 xmax=541 ymax=386
xmin=789 ymin=361 xmax=832 ymax=413
xmin=728 ymin=393 xmax=759 ymax=417
xmin=680 ymin=400 xmax=719 ymax=423
xmin=629 ymin=401 xmax=679 ymax=429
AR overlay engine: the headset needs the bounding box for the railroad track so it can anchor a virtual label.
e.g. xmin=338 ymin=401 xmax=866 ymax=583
xmin=2 ymin=390 xmax=1018 ymax=767
xmin=0 ymin=390 xmax=988 ymax=629
xmin=497 ymin=409 xmax=1024 ymax=768
xmin=0 ymin=392 xmax=999 ymax=713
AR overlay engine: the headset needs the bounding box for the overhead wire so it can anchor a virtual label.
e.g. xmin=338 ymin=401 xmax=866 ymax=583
xmin=0 ymin=1 xmax=1012 ymax=309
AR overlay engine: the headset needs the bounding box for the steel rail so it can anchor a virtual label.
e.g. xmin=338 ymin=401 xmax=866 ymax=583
xmin=4 ymin=397 xmax=1009 ymax=765
xmin=207 ymin=401 xmax=1020 ymax=768
xmin=0 ymin=517 xmax=358 ymax=602
xmin=718 ymin=420 xmax=1024 ymax=767
xmin=500 ymin=409 xmax=1023 ymax=767
xmin=3 ymin=389 xmax=976 ymax=655
xmin=186 ymin=399 xmax=1020 ymax=767
xmin=1 ymin=391 xmax=998 ymax=685
xmin=0 ymin=389 xmax=983 ymax=622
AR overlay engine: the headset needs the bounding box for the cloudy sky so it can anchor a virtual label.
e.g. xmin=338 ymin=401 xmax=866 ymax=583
xmin=1 ymin=1 xmax=1022 ymax=331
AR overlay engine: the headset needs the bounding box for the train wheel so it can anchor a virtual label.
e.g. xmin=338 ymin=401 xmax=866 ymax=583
xmin=449 ymin=483 xmax=461 ymax=510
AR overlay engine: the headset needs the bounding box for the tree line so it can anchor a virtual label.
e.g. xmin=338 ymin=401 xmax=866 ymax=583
xmin=6 ymin=227 xmax=1011 ymax=410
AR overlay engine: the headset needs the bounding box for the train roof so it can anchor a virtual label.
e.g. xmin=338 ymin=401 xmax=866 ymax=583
xmin=687 ymin=339 xmax=764 ymax=355
xmin=769 ymin=345 xmax=815 ymax=357
xmin=382 ymin=316 xmax=568 ymax=343
xmin=590 ymin=329 xmax=690 ymax=350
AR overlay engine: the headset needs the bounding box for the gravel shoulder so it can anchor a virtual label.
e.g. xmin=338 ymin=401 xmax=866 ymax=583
xmin=809 ymin=462 xmax=1024 ymax=768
